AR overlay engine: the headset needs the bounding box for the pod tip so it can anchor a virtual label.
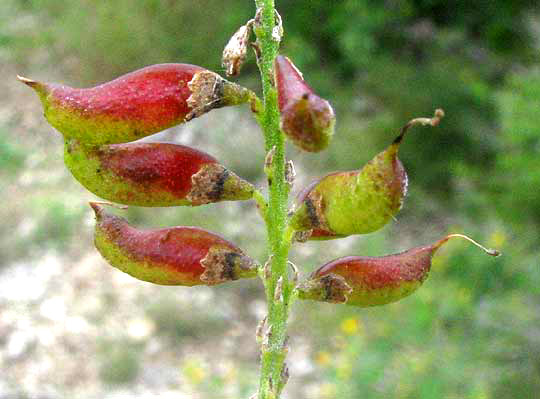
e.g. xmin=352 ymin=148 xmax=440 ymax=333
xmin=17 ymin=75 xmax=38 ymax=87
xmin=486 ymin=248 xmax=501 ymax=257
xmin=437 ymin=233 xmax=501 ymax=257
xmin=394 ymin=108 xmax=445 ymax=144
xmin=89 ymin=201 xmax=127 ymax=219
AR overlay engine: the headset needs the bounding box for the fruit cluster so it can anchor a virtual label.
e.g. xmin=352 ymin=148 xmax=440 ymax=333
xmin=20 ymin=63 xmax=261 ymax=286
xmin=21 ymin=37 xmax=498 ymax=304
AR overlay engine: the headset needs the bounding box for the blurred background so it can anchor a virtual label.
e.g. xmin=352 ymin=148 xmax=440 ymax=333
xmin=1 ymin=1 xmax=539 ymax=398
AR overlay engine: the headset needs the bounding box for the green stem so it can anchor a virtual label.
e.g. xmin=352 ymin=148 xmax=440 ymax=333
xmin=253 ymin=1 xmax=295 ymax=398
xmin=253 ymin=188 xmax=269 ymax=222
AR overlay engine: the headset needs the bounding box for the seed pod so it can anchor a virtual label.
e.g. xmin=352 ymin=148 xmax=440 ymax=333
xmin=275 ymin=55 xmax=335 ymax=152
xmin=290 ymin=110 xmax=444 ymax=240
xmin=297 ymin=234 xmax=499 ymax=307
xmin=18 ymin=63 xmax=253 ymax=145
xmin=90 ymin=203 xmax=258 ymax=286
xmin=65 ymin=140 xmax=254 ymax=207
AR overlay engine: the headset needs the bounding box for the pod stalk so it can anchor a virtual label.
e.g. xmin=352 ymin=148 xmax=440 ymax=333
xmin=393 ymin=108 xmax=445 ymax=145
xmin=434 ymin=233 xmax=501 ymax=257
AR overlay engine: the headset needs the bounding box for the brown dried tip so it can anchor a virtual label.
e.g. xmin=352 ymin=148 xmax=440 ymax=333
xmin=393 ymin=108 xmax=445 ymax=144
xmin=272 ymin=10 xmax=284 ymax=42
xmin=264 ymin=146 xmax=276 ymax=170
xmin=222 ymin=21 xmax=253 ymax=76
xmin=303 ymin=190 xmax=330 ymax=231
xmin=285 ymin=160 xmax=296 ymax=187
xmin=17 ymin=75 xmax=37 ymax=86
xmin=17 ymin=74 xmax=48 ymax=97
xmin=187 ymin=163 xmax=230 ymax=205
xmin=263 ymin=255 xmax=273 ymax=280
xmin=293 ymin=230 xmax=312 ymax=243
xmin=274 ymin=276 xmax=284 ymax=302
xmin=187 ymin=163 xmax=253 ymax=205
xmin=287 ymin=261 xmax=299 ymax=285
xmin=200 ymin=247 xmax=258 ymax=285
xmin=256 ymin=316 xmax=268 ymax=342
xmin=186 ymin=71 xmax=225 ymax=121
xmin=297 ymin=273 xmax=352 ymax=303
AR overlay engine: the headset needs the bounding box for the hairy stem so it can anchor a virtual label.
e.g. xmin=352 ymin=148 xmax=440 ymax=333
xmin=253 ymin=1 xmax=294 ymax=398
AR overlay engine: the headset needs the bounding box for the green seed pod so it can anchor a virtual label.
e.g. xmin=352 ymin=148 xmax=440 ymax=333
xmin=91 ymin=202 xmax=258 ymax=286
xmin=290 ymin=110 xmax=444 ymax=240
xmin=297 ymin=234 xmax=499 ymax=307
xmin=18 ymin=63 xmax=253 ymax=145
xmin=275 ymin=55 xmax=335 ymax=152
xmin=65 ymin=140 xmax=254 ymax=207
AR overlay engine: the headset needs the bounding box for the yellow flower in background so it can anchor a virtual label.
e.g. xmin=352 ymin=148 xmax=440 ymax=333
xmin=340 ymin=317 xmax=361 ymax=335
xmin=182 ymin=358 xmax=206 ymax=385
xmin=315 ymin=350 xmax=332 ymax=367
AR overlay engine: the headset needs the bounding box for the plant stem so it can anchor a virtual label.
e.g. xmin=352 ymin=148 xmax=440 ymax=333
xmin=253 ymin=1 xmax=294 ymax=398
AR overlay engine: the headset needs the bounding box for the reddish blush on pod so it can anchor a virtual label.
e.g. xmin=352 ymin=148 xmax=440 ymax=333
xmin=275 ymin=55 xmax=335 ymax=152
xmin=18 ymin=63 xmax=254 ymax=145
xmin=297 ymin=234 xmax=500 ymax=307
xmin=65 ymin=140 xmax=254 ymax=207
xmin=91 ymin=202 xmax=259 ymax=286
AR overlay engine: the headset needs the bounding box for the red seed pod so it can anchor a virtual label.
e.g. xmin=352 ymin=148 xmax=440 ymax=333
xmin=275 ymin=55 xmax=335 ymax=152
xmin=18 ymin=63 xmax=253 ymax=145
xmin=90 ymin=203 xmax=258 ymax=286
xmin=65 ymin=140 xmax=254 ymax=207
xmin=297 ymin=234 xmax=500 ymax=307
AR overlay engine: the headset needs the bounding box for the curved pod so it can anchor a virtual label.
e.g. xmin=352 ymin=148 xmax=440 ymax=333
xmin=91 ymin=203 xmax=258 ymax=286
xmin=19 ymin=63 xmax=253 ymax=145
xmin=297 ymin=234 xmax=499 ymax=307
xmin=290 ymin=110 xmax=444 ymax=240
xmin=65 ymin=140 xmax=254 ymax=207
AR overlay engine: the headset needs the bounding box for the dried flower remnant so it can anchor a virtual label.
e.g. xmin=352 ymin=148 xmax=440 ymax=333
xmin=222 ymin=21 xmax=254 ymax=76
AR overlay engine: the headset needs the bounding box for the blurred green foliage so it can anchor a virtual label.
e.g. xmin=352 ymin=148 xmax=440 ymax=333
xmin=493 ymin=68 xmax=540 ymax=229
xmin=0 ymin=127 xmax=25 ymax=175
xmin=2 ymin=0 xmax=539 ymax=398
xmin=97 ymin=338 xmax=142 ymax=386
